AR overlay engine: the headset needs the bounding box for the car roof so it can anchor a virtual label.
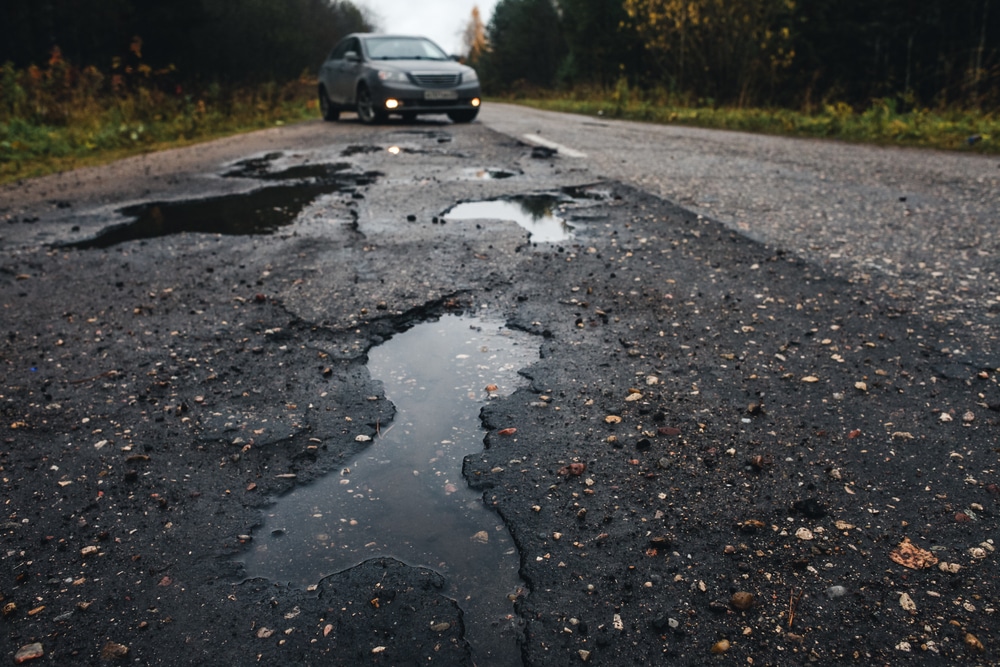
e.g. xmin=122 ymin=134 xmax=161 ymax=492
xmin=347 ymin=33 xmax=436 ymax=41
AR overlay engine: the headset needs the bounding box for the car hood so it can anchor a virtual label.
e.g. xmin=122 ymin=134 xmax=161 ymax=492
xmin=374 ymin=59 xmax=471 ymax=74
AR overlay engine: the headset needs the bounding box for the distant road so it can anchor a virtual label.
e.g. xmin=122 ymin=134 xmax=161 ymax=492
xmin=481 ymin=103 xmax=1000 ymax=354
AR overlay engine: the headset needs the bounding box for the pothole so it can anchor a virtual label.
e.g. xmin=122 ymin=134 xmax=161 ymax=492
xmin=240 ymin=313 xmax=539 ymax=666
xmin=461 ymin=167 xmax=521 ymax=180
xmin=443 ymin=194 xmax=575 ymax=243
xmin=64 ymin=168 xmax=377 ymax=249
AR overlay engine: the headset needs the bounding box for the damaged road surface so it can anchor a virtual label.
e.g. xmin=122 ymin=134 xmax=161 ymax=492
xmin=1 ymin=114 xmax=998 ymax=666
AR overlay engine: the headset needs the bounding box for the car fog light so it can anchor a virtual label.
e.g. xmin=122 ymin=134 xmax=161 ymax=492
xmin=385 ymin=99 xmax=400 ymax=110
xmin=471 ymin=98 xmax=481 ymax=107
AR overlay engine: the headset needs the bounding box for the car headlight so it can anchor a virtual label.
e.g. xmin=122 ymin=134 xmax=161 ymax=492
xmin=462 ymin=68 xmax=479 ymax=83
xmin=377 ymin=70 xmax=408 ymax=82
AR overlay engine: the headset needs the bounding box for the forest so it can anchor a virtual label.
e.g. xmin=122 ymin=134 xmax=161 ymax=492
xmin=475 ymin=0 xmax=999 ymax=109
xmin=1 ymin=0 xmax=372 ymax=83
xmin=2 ymin=0 xmax=996 ymax=109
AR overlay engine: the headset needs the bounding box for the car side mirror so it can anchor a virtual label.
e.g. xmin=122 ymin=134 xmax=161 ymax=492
xmin=345 ymin=51 xmax=361 ymax=62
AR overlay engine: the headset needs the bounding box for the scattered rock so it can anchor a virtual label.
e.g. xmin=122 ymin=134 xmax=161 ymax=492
xmin=965 ymin=633 xmax=984 ymax=652
xmin=826 ymin=585 xmax=847 ymax=599
xmin=710 ymin=639 xmax=731 ymax=654
xmin=730 ymin=591 xmax=754 ymax=610
xmin=100 ymin=642 xmax=129 ymax=660
xmin=14 ymin=643 xmax=44 ymax=663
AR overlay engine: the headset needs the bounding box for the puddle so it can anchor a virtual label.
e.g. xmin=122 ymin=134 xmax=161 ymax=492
xmin=444 ymin=195 xmax=574 ymax=243
xmin=462 ymin=167 xmax=520 ymax=180
xmin=391 ymin=130 xmax=453 ymax=143
xmin=65 ymin=169 xmax=377 ymax=249
xmin=240 ymin=313 xmax=539 ymax=666
xmin=342 ymin=145 xmax=383 ymax=157
xmin=224 ymin=159 xmax=354 ymax=181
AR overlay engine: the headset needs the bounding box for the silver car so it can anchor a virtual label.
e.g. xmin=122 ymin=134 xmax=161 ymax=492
xmin=318 ymin=33 xmax=482 ymax=124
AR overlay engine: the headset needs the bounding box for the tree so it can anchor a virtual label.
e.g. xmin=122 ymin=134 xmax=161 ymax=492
xmin=0 ymin=0 xmax=373 ymax=84
xmin=480 ymin=0 xmax=566 ymax=91
xmin=623 ymin=0 xmax=797 ymax=105
xmin=558 ymin=0 xmax=643 ymax=87
xmin=462 ymin=6 xmax=489 ymax=67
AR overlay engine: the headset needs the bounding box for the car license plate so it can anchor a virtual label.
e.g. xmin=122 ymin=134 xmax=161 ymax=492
xmin=424 ymin=90 xmax=458 ymax=100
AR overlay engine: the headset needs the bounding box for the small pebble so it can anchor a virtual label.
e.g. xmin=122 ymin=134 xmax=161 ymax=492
xmin=826 ymin=585 xmax=847 ymax=599
xmin=710 ymin=639 xmax=730 ymax=654
xmin=730 ymin=591 xmax=754 ymax=610
xmin=14 ymin=643 xmax=44 ymax=664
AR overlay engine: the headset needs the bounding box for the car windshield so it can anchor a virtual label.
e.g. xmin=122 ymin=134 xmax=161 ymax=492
xmin=364 ymin=37 xmax=449 ymax=61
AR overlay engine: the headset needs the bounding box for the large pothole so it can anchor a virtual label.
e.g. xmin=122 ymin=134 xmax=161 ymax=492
xmin=240 ymin=313 xmax=539 ymax=665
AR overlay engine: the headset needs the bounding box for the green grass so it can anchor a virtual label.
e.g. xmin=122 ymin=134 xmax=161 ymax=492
xmin=499 ymin=86 xmax=997 ymax=154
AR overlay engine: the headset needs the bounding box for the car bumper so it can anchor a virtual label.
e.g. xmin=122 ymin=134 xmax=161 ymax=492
xmin=370 ymin=81 xmax=482 ymax=114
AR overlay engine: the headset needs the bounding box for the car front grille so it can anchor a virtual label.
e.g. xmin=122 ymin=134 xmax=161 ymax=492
xmin=411 ymin=72 xmax=461 ymax=87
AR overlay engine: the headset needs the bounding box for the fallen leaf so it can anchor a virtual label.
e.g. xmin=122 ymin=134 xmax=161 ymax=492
xmin=890 ymin=537 xmax=938 ymax=570
xmin=497 ymin=428 xmax=517 ymax=436
xmin=558 ymin=462 xmax=586 ymax=477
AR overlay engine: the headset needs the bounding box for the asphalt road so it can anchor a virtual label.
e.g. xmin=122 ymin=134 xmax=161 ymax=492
xmin=1 ymin=107 xmax=997 ymax=666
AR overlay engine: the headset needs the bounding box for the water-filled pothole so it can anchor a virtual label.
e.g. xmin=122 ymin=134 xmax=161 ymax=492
xmin=443 ymin=195 xmax=574 ymax=243
xmin=461 ymin=167 xmax=520 ymax=180
xmin=66 ymin=168 xmax=377 ymax=249
xmin=240 ymin=313 xmax=538 ymax=665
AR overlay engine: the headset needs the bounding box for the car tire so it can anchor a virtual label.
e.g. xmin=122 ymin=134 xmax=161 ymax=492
xmin=356 ymin=85 xmax=386 ymax=124
xmin=319 ymin=86 xmax=339 ymax=122
xmin=447 ymin=109 xmax=479 ymax=124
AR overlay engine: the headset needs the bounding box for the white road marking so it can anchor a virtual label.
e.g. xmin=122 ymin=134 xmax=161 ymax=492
xmin=522 ymin=134 xmax=587 ymax=159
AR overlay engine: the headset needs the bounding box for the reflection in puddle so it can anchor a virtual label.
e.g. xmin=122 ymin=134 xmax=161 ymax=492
xmin=241 ymin=314 xmax=538 ymax=666
xmin=444 ymin=196 xmax=573 ymax=242
xmin=462 ymin=167 xmax=520 ymax=180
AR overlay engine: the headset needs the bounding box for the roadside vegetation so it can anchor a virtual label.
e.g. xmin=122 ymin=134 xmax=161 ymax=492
xmin=0 ymin=51 xmax=319 ymax=184
xmin=0 ymin=0 xmax=371 ymax=184
xmin=2 ymin=0 xmax=998 ymax=185
xmin=498 ymin=86 xmax=998 ymax=153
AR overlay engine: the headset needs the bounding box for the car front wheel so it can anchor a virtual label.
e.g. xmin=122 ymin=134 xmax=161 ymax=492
xmin=356 ymin=85 xmax=386 ymax=124
xmin=447 ymin=109 xmax=479 ymax=124
xmin=319 ymin=86 xmax=339 ymax=122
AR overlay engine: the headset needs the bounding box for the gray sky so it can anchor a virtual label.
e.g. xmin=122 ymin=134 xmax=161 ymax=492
xmin=353 ymin=0 xmax=498 ymax=55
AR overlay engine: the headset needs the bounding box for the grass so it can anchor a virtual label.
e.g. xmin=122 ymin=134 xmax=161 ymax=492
xmin=1 ymin=53 xmax=320 ymax=185
xmin=497 ymin=83 xmax=998 ymax=154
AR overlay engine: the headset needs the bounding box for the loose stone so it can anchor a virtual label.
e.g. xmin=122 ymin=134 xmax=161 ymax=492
xmin=14 ymin=643 xmax=44 ymax=663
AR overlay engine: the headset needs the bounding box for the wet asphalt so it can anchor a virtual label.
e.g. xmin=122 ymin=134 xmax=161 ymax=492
xmin=1 ymin=109 xmax=998 ymax=665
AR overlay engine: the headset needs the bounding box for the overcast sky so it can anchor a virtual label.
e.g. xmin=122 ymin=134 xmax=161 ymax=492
xmin=353 ymin=0 xmax=499 ymax=55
